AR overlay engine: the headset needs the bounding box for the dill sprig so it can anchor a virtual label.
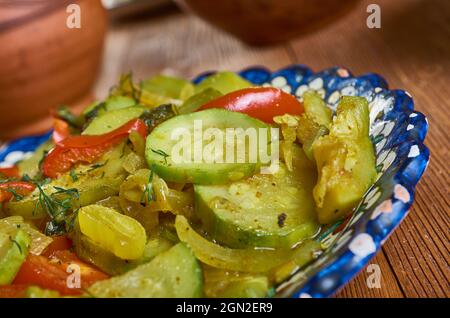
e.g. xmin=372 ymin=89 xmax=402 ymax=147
xmin=151 ymin=148 xmax=170 ymax=164
xmin=56 ymin=105 xmax=84 ymax=129
xmin=70 ymin=169 xmax=78 ymax=182
xmin=87 ymin=161 xmax=107 ymax=172
xmin=4 ymin=188 xmax=25 ymax=201
xmin=9 ymin=237 xmax=23 ymax=254
xmin=83 ymin=102 xmax=106 ymax=130
xmin=65 ymin=208 xmax=80 ymax=233
xmin=33 ymin=184 xmax=80 ymax=235
xmin=141 ymin=168 xmax=155 ymax=205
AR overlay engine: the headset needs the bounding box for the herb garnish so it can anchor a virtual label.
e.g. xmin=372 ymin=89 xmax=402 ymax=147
xmin=151 ymin=148 xmax=170 ymax=164
xmin=56 ymin=105 xmax=84 ymax=129
xmin=70 ymin=169 xmax=78 ymax=182
xmin=22 ymin=174 xmax=50 ymax=186
xmin=84 ymin=102 xmax=106 ymax=125
xmin=141 ymin=168 xmax=155 ymax=205
xmin=9 ymin=237 xmax=23 ymax=254
xmin=4 ymin=188 xmax=25 ymax=201
xmin=87 ymin=161 xmax=107 ymax=172
xmin=33 ymin=183 xmax=80 ymax=235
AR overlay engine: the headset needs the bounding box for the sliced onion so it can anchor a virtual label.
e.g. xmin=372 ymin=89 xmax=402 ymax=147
xmin=175 ymin=215 xmax=299 ymax=273
xmin=0 ymin=216 xmax=53 ymax=255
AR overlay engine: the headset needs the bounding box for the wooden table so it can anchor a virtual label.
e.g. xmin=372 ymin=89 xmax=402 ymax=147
xmin=94 ymin=0 xmax=449 ymax=297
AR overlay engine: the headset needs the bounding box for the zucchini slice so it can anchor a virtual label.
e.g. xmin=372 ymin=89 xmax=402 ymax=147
xmin=0 ymin=229 xmax=30 ymax=285
xmin=6 ymin=144 xmax=129 ymax=220
xmin=88 ymin=243 xmax=203 ymax=298
xmin=194 ymin=71 xmax=253 ymax=94
xmin=83 ymin=106 xmax=145 ymax=135
xmin=313 ymin=96 xmax=376 ymax=224
xmin=194 ymin=161 xmax=319 ymax=248
xmin=146 ymin=109 xmax=272 ymax=184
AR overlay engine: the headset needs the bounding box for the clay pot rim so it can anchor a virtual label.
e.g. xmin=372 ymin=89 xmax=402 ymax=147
xmin=0 ymin=0 xmax=79 ymax=33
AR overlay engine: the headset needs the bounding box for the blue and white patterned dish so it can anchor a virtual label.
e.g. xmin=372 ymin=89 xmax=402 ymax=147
xmin=0 ymin=65 xmax=429 ymax=298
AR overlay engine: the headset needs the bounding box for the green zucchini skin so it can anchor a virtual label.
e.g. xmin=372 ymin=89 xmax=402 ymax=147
xmin=145 ymin=109 xmax=271 ymax=185
xmin=0 ymin=230 xmax=30 ymax=285
xmin=194 ymin=162 xmax=320 ymax=249
xmin=83 ymin=106 xmax=145 ymax=135
xmin=88 ymin=243 xmax=203 ymax=298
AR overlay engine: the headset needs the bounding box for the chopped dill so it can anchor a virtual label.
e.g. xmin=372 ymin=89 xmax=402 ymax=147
xmin=9 ymin=237 xmax=23 ymax=254
xmin=33 ymin=184 xmax=80 ymax=235
xmin=151 ymin=148 xmax=169 ymax=164
xmin=4 ymin=188 xmax=24 ymax=201
xmin=53 ymin=186 xmax=79 ymax=197
xmin=22 ymin=174 xmax=51 ymax=187
xmin=87 ymin=161 xmax=107 ymax=172
xmin=141 ymin=168 xmax=155 ymax=205
xmin=83 ymin=102 xmax=106 ymax=125
xmin=56 ymin=105 xmax=84 ymax=128
xmin=65 ymin=208 xmax=80 ymax=233
xmin=70 ymin=169 xmax=78 ymax=182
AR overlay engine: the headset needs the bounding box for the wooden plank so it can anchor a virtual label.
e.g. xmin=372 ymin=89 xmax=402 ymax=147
xmin=335 ymin=250 xmax=405 ymax=298
xmin=288 ymin=0 xmax=449 ymax=298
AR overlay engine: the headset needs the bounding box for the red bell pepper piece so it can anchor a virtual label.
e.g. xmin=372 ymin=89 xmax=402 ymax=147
xmin=13 ymin=251 xmax=108 ymax=296
xmin=52 ymin=118 xmax=71 ymax=143
xmin=43 ymin=119 xmax=147 ymax=178
xmin=0 ymin=166 xmax=20 ymax=178
xmin=199 ymin=87 xmax=304 ymax=123
xmin=0 ymin=181 xmax=35 ymax=202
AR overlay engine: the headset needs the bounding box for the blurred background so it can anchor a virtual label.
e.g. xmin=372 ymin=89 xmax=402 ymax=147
xmin=0 ymin=0 xmax=447 ymax=140
xmin=0 ymin=0 xmax=448 ymax=298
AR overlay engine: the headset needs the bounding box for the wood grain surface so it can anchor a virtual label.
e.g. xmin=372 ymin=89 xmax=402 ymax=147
xmin=94 ymin=0 xmax=449 ymax=297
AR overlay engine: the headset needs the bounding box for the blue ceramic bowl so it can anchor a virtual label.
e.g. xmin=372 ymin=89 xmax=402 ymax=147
xmin=0 ymin=65 xmax=429 ymax=298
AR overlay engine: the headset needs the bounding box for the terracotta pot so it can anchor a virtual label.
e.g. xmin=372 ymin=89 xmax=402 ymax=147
xmin=0 ymin=0 xmax=108 ymax=139
xmin=176 ymin=0 xmax=360 ymax=46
